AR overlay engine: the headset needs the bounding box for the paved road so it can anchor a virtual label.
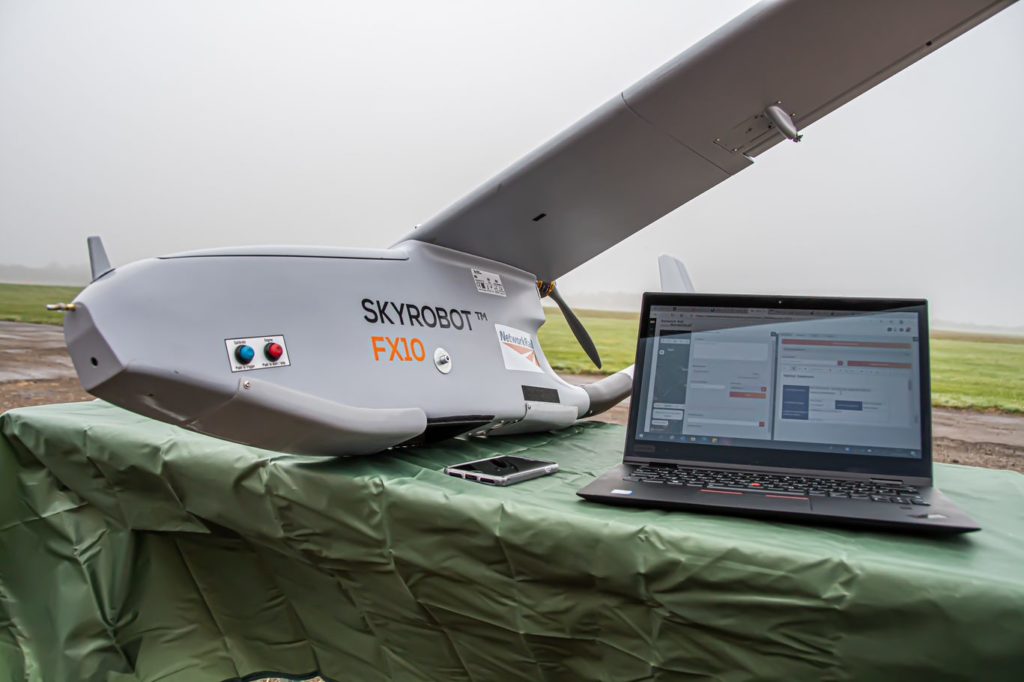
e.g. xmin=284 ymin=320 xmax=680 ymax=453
xmin=0 ymin=321 xmax=77 ymax=382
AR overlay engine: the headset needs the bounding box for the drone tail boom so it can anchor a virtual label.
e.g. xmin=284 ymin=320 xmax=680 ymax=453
xmin=580 ymin=368 xmax=634 ymax=419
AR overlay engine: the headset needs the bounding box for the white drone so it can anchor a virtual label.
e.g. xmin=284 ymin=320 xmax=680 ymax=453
xmin=51 ymin=0 xmax=1015 ymax=455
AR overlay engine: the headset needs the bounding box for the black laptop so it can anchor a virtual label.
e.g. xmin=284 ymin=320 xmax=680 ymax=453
xmin=577 ymin=294 xmax=979 ymax=534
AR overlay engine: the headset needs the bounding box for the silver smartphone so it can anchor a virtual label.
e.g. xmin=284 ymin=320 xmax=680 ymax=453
xmin=444 ymin=455 xmax=558 ymax=486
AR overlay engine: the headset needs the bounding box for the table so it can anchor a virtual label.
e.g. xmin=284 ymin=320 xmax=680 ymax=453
xmin=2 ymin=401 xmax=1022 ymax=681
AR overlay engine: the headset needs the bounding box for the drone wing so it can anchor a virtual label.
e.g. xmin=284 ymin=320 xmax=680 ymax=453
xmin=396 ymin=0 xmax=1014 ymax=281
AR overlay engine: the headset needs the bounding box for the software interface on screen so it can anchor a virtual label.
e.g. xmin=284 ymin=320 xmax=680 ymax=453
xmin=635 ymin=305 xmax=924 ymax=459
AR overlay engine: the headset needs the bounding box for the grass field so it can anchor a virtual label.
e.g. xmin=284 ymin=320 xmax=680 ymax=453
xmin=0 ymin=283 xmax=82 ymax=325
xmin=2 ymin=283 xmax=1022 ymax=413
xmin=540 ymin=307 xmax=1024 ymax=414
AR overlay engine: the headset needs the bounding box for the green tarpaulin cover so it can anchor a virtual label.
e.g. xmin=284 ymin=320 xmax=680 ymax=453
xmin=1 ymin=401 xmax=1023 ymax=681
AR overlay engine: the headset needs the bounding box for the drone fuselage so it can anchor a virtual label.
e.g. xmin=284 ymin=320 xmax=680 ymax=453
xmin=65 ymin=241 xmax=598 ymax=454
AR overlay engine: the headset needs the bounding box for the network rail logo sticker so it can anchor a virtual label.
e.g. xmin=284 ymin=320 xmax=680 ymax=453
xmin=495 ymin=324 xmax=542 ymax=373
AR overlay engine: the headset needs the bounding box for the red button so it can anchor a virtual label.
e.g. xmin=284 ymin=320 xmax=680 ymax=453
xmin=264 ymin=342 xmax=284 ymax=361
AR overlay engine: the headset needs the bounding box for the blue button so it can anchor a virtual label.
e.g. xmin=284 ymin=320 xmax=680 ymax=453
xmin=235 ymin=344 xmax=255 ymax=364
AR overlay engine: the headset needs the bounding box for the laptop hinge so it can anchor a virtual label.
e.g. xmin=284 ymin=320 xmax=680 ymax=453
xmin=869 ymin=477 xmax=905 ymax=485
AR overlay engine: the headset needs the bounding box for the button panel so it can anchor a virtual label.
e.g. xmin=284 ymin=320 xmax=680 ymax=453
xmin=225 ymin=335 xmax=290 ymax=372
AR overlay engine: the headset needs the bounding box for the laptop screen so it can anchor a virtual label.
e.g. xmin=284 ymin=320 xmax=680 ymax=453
xmin=628 ymin=295 xmax=931 ymax=476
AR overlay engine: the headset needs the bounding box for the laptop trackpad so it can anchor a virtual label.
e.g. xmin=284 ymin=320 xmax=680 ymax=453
xmin=698 ymin=490 xmax=811 ymax=510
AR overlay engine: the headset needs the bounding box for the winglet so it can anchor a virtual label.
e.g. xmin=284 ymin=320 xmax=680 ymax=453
xmin=87 ymin=236 xmax=113 ymax=281
xmin=658 ymin=254 xmax=695 ymax=293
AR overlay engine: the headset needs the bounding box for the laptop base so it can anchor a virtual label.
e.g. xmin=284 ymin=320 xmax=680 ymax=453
xmin=578 ymin=464 xmax=980 ymax=535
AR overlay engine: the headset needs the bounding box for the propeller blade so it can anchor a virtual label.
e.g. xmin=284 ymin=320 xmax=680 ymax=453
xmin=549 ymin=287 xmax=602 ymax=369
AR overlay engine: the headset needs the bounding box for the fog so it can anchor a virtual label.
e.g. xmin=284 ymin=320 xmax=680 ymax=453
xmin=1 ymin=0 xmax=1022 ymax=325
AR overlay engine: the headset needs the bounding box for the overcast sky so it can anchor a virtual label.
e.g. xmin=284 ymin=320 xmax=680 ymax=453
xmin=1 ymin=1 xmax=1022 ymax=326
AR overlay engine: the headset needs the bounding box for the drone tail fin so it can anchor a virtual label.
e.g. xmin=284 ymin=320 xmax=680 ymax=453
xmin=658 ymin=254 xmax=695 ymax=293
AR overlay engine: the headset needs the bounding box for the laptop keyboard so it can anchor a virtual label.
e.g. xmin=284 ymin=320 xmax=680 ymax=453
xmin=626 ymin=464 xmax=928 ymax=505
